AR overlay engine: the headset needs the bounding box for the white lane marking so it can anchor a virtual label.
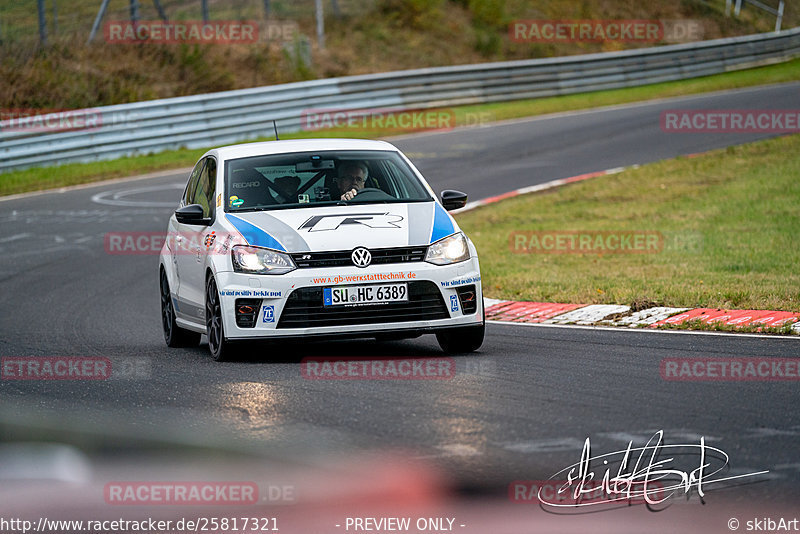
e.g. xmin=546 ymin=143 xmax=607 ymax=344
xmin=488 ymin=319 xmax=800 ymax=340
xmin=604 ymin=166 xmax=627 ymax=174
xmin=598 ymin=430 xmax=721 ymax=444
xmin=773 ymin=463 xmax=800 ymax=471
xmin=0 ymin=209 xmax=169 ymax=226
xmin=0 ymin=167 xmax=193 ymax=203
xmin=91 ymin=183 xmax=184 ymax=207
xmin=416 ymin=443 xmax=483 ymax=459
xmin=1 ymin=245 xmax=90 ymax=258
xmin=438 ymin=444 xmax=482 ymax=456
xmin=0 ymin=233 xmax=30 ymax=243
xmin=745 ymin=428 xmax=800 ymax=438
xmin=501 ymin=438 xmax=585 ymax=453
xmin=454 ymin=166 xmax=628 ymax=213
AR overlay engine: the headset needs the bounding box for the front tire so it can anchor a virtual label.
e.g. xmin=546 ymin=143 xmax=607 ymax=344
xmin=205 ymin=276 xmax=230 ymax=361
xmin=436 ymin=322 xmax=485 ymax=353
xmin=160 ymin=270 xmax=200 ymax=348
xmin=436 ymin=302 xmax=486 ymax=354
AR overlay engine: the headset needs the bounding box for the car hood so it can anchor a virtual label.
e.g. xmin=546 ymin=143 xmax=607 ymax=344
xmin=219 ymin=201 xmax=458 ymax=253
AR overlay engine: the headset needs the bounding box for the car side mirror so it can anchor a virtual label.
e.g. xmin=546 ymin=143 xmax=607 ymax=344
xmin=175 ymin=204 xmax=211 ymax=225
xmin=441 ymin=190 xmax=468 ymax=211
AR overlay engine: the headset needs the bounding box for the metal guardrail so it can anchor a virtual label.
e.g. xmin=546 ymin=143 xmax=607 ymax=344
xmin=1 ymin=27 xmax=799 ymax=172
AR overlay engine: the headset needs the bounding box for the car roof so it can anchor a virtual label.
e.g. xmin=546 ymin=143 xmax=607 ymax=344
xmin=209 ymin=139 xmax=400 ymax=161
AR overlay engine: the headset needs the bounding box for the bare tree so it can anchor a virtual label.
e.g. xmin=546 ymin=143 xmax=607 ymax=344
xmin=52 ymin=0 xmax=58 ymax=36
xmin=315 ymin=0 xmax=325 ymax=49
xmin=153 ymin=0 xmax=168 ymax=21
xmin=37 ymin=0 xmax=48 ymax=45
xmin=88 ymin=0 xmax=111 ymax=44
xmin=129 ymin=0 xmax=140 ymax=23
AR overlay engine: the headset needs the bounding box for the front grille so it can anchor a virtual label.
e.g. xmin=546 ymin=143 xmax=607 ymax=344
xmin=290 ymin=247 xmax=427 ymax=269
xmin=277 ymin=281 xmax=449 ymax=328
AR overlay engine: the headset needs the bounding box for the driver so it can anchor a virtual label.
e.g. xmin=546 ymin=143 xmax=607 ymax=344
xmin=335 ymin=161 xmax=368 ymax=201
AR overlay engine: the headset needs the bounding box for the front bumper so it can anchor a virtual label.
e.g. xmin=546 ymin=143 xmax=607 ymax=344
xmin=214 ymin=260 xmax=483 ymax=340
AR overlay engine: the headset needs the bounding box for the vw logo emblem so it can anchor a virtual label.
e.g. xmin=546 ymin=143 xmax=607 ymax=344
xmin=351 ymin=247 xmax=372 ymax=268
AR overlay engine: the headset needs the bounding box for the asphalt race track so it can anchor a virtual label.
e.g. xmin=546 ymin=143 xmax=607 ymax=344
xmin=1 ymin=83 xmax=799 ymax=526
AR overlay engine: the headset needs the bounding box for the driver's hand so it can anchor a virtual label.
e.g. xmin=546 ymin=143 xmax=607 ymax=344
xmin=340 ymin=188 xmax=358 ymax=201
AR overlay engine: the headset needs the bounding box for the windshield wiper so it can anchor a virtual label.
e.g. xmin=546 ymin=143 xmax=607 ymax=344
xmin=233 ymin=206 xmax=272 ymax=212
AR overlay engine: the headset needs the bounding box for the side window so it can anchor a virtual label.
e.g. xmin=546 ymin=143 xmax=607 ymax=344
xmin=183 ymin=159 xmax=206 ymax=206
xmin=377 ymin=160 xmax=403 ymax=197
xmin=192 ymin=157 xmax=217 ymax=218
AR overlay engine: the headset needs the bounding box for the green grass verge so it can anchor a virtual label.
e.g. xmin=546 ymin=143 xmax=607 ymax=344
xmin=2 ymin=57 xmax=799 ymax=197
xmin=456 ymin=134 xmax=800 ymax=312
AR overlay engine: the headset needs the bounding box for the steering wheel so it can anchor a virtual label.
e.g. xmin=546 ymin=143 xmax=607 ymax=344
xmin=350 ymin=187 xmax=395 ymax=201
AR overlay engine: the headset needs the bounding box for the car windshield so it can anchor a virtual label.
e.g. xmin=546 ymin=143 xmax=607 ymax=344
xmin=224 ymin=150 xmax=433 ymax=211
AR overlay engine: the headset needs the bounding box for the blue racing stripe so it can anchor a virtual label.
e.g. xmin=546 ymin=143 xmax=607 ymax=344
xmin=225 ymin=214 xmax=286 ymax=251
xmin=430 ymin=202 xmax=456 ymax=243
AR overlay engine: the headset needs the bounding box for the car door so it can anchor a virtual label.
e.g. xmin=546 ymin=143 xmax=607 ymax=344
xmin=175 ymin=157 xmax=216 ymax=318
xmin=168 ymin=158 xmax=203 ymax=296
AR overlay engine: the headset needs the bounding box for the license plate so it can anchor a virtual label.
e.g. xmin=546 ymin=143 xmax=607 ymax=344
xmin=323 ymin=283 xmax=408 ymax=306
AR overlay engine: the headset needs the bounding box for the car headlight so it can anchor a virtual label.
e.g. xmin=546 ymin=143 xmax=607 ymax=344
xmin=231 ymin=245 xmax=296 ymax=275
xmin=425 ymin=232 xmax=470 ymax=265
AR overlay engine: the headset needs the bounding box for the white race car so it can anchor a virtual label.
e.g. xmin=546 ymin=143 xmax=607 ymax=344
xmin=159 ymin=139 xmax=484 ymax=360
